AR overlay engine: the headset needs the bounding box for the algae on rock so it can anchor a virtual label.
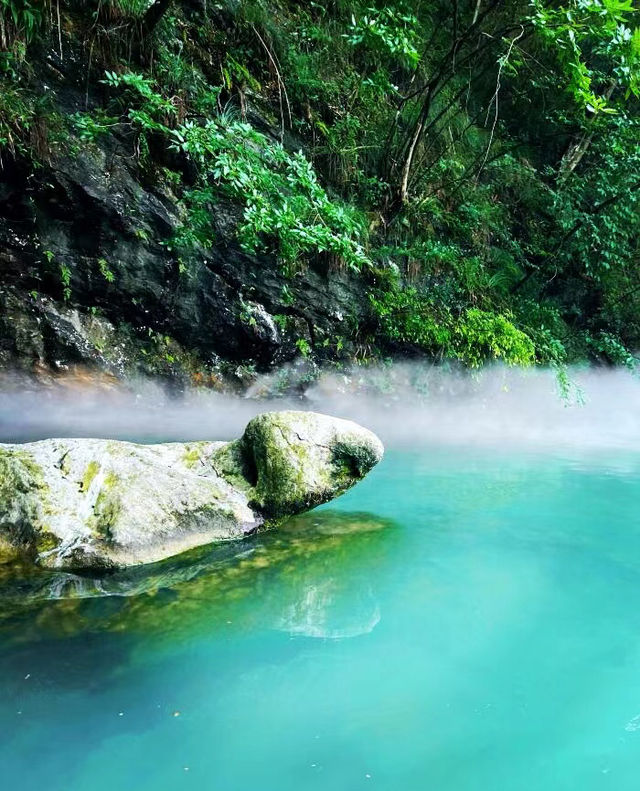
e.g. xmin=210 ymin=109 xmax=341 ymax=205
xmin=241 ymin=411 xmax=384 ymax=519
xmin=0 ymin=411 xmax=383 ymax=570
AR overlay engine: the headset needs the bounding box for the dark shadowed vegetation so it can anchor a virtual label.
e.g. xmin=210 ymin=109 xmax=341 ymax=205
xmin=2 ymin=0 xmax=640 ymax=384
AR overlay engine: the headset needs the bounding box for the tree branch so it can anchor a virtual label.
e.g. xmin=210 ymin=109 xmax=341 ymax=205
xmin=142 ymin=0 xmax=172 ymax=36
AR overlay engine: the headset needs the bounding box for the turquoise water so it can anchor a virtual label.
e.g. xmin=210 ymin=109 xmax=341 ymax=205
xmin=3 ymin=446 xmax=640 ymax=791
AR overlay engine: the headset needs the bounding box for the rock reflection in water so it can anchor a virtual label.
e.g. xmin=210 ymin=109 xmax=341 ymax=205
xmin=277 ymin=581 xmax=381 ymax=638
xmin=273 ymin=512 xmax=388 ymax=638
xmin=0 ymin=510 xmax=398 ymax=646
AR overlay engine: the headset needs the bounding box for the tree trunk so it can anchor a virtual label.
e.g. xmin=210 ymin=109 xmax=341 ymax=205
xmin=558 ymin=82 xmax=616 ymax=182
xmin=143 ymin=0 xmax=173 ymax=36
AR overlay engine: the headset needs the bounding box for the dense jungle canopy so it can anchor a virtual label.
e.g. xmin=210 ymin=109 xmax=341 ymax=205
xmin=2 ymin=0 xmax=640 ymax=388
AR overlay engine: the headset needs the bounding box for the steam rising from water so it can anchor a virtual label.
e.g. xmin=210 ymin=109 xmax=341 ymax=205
xmin=1 ymin=364 xmax=639 ymax=453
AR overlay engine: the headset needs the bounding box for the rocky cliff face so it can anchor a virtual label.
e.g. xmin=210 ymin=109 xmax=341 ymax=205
xmin=0 ymin=86 xmax=370 ymax=390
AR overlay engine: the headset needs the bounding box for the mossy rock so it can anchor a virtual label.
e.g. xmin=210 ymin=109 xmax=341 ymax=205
xmin=0 ymin=411 xmax=383 ymax=570
xmin=0 ymin=449 xmax=50 ymax=563
xmin=240 ymin=411 xmax=383 ymax=520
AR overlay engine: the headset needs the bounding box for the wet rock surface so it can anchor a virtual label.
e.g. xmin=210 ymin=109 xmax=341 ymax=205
xmin=0 ymin=114 xmax=370 ymax=384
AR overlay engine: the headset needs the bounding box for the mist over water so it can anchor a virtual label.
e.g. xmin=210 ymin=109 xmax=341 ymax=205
xmin=3 ymin=366 xmax=640 ymax=791
xmin=1 ymin=363 xmax=639 ymax=453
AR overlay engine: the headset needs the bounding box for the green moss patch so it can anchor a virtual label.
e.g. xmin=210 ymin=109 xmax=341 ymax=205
xmin=0 ymin=449 xmax=50 ymax=559
xmin=80 ymin=460 xmax=100 ymax=493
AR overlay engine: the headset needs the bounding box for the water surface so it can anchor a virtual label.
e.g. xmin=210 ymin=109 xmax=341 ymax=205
xmin=2 ymin=446 xmax=640 ymax=791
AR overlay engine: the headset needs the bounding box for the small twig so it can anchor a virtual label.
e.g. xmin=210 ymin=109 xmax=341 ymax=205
xmin=268 ymin=38 xmax=292 ymax=131
xmin=251 ymin=24 xmax=291 ymax=142
xmin=56 ymin=0 xmax=63 ymax=59
xmin=476 ymin=26 xmax=524 ymax=181
xmin=85 ymin=39 xmax=94 ymax=108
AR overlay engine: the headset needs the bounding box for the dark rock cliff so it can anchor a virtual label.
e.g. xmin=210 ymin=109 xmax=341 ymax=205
xmin=0 ymin=82 xmax=370 ymax=390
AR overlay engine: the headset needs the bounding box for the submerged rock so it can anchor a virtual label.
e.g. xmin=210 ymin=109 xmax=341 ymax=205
xmin=0 ymin=510 xmax=397 ymax=652
xmin=0 ymin=411 xmax=383 ymax=570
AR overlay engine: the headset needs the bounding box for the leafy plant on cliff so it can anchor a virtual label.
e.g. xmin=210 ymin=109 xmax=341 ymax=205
xmin=530 ymin=0 xmax=640 ymax=111
xmin=169 ymin=118 xmax=371 ymax=272
xmin=4 ymin=0 xmax=640 ymax=373
xmin=345 ymin=6 xmax=420 ymax=68
xmin=103 ymin=71 xmax=177 ymax=131
xmin=0 ymin=0 xmax=45 ymax=44
xmin=370 ymin=287 xmax=535 ymax=367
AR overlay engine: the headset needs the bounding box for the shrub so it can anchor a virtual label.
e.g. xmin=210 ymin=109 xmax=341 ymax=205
xmin=370 ymin=287 xmax=535 ymax=366
xmin=170 ymin=118 xmax=371 ymax=272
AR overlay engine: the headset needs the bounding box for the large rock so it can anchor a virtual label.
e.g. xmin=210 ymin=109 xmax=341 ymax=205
xmin=0 ymin=411 xmax=383 ymax=570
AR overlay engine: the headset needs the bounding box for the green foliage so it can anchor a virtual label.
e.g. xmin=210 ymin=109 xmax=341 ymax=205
xmin=59 ymin=263 xmax=71 ymax=302
xmin=221 ymin=54 xmax=261 ymax=94
xmin=70 ymin=111 xmax=117 ymax=142
xmin=456 ymin=309 xmax=536 ymax=368
xmin=345 ymin=6 xmax=420 ymax=68
xmin=7 ymin=0 xmax=640 ymax=373
xmin=154 ymin=40 xmax=209 ymax=99
xmin=98 ymin=258 xmax=115 ymax=284
xmin=530 ymin=0 xmax=640 ymax=110
xmin=295 ymin=338 xmax=312 ymax=358
xmin=586 ymin=331 xmax=638 ymax=369
xmin=170 ymin=118 xmax=370 ymax=272
xmin=370 ymin=287 xmax=452 ymax=351
xmin=0 ymin=83 xmax=33 ymax=156
xmin=108 ymin=0 xmax=151 ymax=16
xmin=0 ymin=0 xmax=45 ymax=43
xmin=370 ymin=287 xmax=535 ymax=367
xmin=168 ymin=187 xmax=217 ymax=251
xmin=102 ymin=71 xmax=177 ymax=132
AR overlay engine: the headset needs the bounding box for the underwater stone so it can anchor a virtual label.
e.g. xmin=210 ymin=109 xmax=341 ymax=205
xmin=0 ymin=411 xmax=383 ymax=570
